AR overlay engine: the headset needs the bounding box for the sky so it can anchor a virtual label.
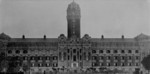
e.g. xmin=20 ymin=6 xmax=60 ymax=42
xmin=0 ymin=0 xmax=150 ymax=38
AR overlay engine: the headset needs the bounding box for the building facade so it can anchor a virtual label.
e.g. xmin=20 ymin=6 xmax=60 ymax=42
xmin=0 ymin=1 xmax=150 ymax=73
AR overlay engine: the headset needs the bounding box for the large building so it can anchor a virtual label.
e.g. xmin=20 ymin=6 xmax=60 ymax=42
xmin=0 ymin=1 xmax=150 ymax=74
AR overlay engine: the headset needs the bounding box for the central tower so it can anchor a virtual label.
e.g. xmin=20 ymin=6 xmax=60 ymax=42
xmin=67 ymin=1 xmax=81 ymax=38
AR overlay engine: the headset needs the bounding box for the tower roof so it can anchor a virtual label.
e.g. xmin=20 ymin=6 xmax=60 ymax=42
xmin=67 ymin=1 xmax=80 ymax=10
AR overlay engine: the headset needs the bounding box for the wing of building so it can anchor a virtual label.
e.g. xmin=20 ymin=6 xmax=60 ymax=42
xmin=0 ymin=1 xmax=150 ymax=74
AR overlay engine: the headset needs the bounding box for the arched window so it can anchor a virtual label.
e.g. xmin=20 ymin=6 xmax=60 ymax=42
xmin=23 ymin=50 xmax=28 ymax=54
xmin=73 ymin=55 xmax=76 ymax=61
xmin=92 ymin=50 xmax=96 ymax=53
xmin=128 ymin=50 xmax=132 ymax=53
xmin=99 ymin=50 xmax=103 ymax=53
xmin=16 ymin=50 xmax=20 ymax=54
xmin=135 ymin=50 xmax=139 ymax=53
xmin=73 ymin=49 xmax=76 ymax=53
xmin=8 ymin=50 xmax=12 ymax=54
xmin=114 ymin=50 xmax=118 ymax=53
xmin=121 ymin=50 xmax=125 ymax=53
xmin=106 ymin=50 xmax=110 ymax=53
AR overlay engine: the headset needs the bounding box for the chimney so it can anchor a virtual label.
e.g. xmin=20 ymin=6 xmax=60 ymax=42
xmin=101 ymin=35 xmax=104 ymax=39
xmin=44 ymin=35 xmax=46 ymax=39
xmin=22 ymin=35 xmax=25 ymax=39
xmin=122 ymin=35 xmax=124 ymax=39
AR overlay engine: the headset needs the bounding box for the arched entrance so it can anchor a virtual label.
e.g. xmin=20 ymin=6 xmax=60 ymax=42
xmin=71 ymin=62 xmax=78 ymax=68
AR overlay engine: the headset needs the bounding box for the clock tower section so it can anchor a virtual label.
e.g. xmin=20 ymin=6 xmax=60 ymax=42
xmin=67 ymin=1 xmax=81 ymax=38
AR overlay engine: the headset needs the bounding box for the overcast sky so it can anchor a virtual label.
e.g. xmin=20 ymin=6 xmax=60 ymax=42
xmin=0 ymin=0 xmax=150 ymax=38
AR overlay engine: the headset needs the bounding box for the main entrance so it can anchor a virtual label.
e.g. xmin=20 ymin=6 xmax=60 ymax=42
xmin=71 ymin=62 xmax=78 ymax=68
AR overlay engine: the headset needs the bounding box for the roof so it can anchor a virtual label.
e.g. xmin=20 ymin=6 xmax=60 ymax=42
xmin=134 ymin=33 xmax=150 ymax=40
xmin=0 ymin=33 xmax=11 ymax=40
xmin=9 ymin=38 xmax=58 ymax=42
xmin=67 ymin=1 xmax=80 ymax=10
xmin=90 ymin=38 xmax=137 ymax=42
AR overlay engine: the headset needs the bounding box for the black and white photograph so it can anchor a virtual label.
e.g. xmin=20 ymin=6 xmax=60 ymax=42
xmin=0 ymin=0 xmax=150 ymax=74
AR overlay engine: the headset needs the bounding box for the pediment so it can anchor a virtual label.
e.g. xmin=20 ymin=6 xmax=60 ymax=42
xmin=0 ymin=33 xmax=11 ymax=40
xmin=135 ymin=33 xmax=150 ymax=40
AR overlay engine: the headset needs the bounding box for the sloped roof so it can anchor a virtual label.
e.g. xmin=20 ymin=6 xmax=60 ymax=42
xmin=91 ymin=38 xmax=136 ymax=42
xmin=0 ymin=33 xmax=11 ymax=40
xmin=9 ymin=38 xmax=58 ymax=42
xmin=67 ymin=1 xmax=80 ymax=10
xmin=134 ymin=33 xmax=150 ymax=40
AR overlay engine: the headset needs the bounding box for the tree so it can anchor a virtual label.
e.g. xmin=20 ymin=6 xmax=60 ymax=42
xmin=141 ymin=55 xmax=150 ymax=74
xmin=22 ymin=63 xmax=30 ymax=72
xmin=0 ymin=52 xmax=8 ymax=72
xmin=7 ymin=56 xmax=23 ymax=73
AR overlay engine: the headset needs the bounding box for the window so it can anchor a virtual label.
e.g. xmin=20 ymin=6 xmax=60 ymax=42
xmin=136 ymin=56 xmax=139 ymax=60
xmin=107 ymin=63 xmax=111 ymax=66
xmin=101 ymin=63 xmax=104 ymax=66
xmin=59 ymin=52 xmax=61 ymax=60
xmin=8 ymin=50 xmax=12 ymax=54
xmin=80 ymin=55 xmax=82 ymax=60
xmin=107 ymin=56 xmax=111 ymax=60
xmin=135 ymin=50 xmax=139 ymax=53
xmin=16 ymin=50 xmax=20 ymax=54
xmin=80 ymin=49 xmax=82 ymax=53
xmin=92 ymin=56 xmax=97 ymax=60
xmin=92 ymin=62 xmax=98 ymax=66
xmin=67 ymin=49 xmax=70 ymax=53
xmin=99 ymin=50 xmax=103 ymax=53
xmin=92 ymin=50 xmax=96 ymax=53
xmin=46 ymin=56 xmax=49 ymax=60
xmin=73 ymin=56 xmax=76 ymax=61
xmin=114 ymin=50 xmax=118 ymax=53
xmin=121 ymin=63 xmax=125 ymax=66
xmin=99 ymin=63 xmax=101 ymax=66
xmin=128 ymin=50 xmax=132 ymax=53
xmin=53 ymin=56 xmax=58 ymax=60
xmin=88 ymin=52 xmax=91 ymax=60
xmin=23 ymin=50 xmax=28 ymax=54
xmin=101 ymin=56 xmax=104 ymax=60
xmin=128 ymin=56 xmax=132 ymax=60
xmin=23 ymin=56 xmax=28 ymax=60
xmin=114 ymin=56 xmax=118 ymax=60
xmin=121 ymin=50 xmax=125 ymax=53
xmin=38 ymin=63 xmax=42 ymax=67
xmin=31 ymin=63 xmax=34 ymax=67
xmin=129 ymin=63 xmax=132 ymax=66
xmin=106 ymin=50 xmax=110 ymax=53
xmin=121 ymin=56 xmax=125 ymax=60
xmin=136 ymin=63 xmax=139 ymax=66
xmin=38 ymin=56 xmax=42 ymax=60
xmin=68 ymin=56 xmax=70 ymax=60
xmin=53 ymin=63 xmax=58 ymax=67
xmin=73 ymin=49 xmax=76 ymax=53
xmin=30 ymin=56 xmax=34 ymax=60
xmin=115 ymin=63 xmax=117 ymax=66
xmin=46 ymin=63 xmax=49 ymax=67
